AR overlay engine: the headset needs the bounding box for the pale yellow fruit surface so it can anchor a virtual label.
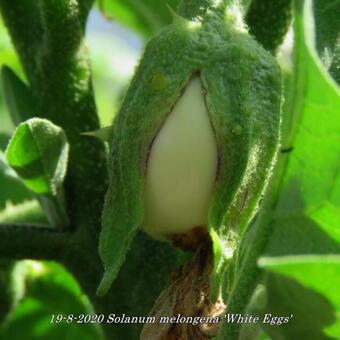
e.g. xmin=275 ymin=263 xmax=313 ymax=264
xmin=143 ymin=76 xmax=218 ymax=239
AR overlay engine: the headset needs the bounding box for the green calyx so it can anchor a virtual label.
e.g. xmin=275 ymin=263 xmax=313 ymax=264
xmin=97 ymin=2 xmax=281 ymax=298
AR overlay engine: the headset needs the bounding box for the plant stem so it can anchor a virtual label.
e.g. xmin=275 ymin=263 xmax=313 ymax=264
xmin=0 ymin=1 xmax=113 ymax=337
xmin=0 ymin=223 xmax=69 ymax=261
xmin=36 ymin=0 xmax=108 ymax=236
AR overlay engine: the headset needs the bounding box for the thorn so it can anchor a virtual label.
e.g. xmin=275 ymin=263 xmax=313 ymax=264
xmin=81 ymin=126 xmax=113 ymax=142
xmin=166 ymin=4 xmax=181 ymax=22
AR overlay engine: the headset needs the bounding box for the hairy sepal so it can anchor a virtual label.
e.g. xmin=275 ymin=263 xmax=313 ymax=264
xmin=98 ymin=13 xmax=281 ymax=298
xmin=97 ymin=22 xmax=194 ymax=296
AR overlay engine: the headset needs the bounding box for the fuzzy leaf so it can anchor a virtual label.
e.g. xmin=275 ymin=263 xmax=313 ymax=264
xmin=245 ymin=0 xmax=292 ymax=53
xmin=5 ymin=118 xmax=69 ymax=196
xmin=5 ymin=118 xmax=69 ymax=227
xmin=97 ymin=24 xmax=195 ymax=295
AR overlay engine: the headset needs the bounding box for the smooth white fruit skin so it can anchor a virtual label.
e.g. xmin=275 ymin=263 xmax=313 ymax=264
xmin=143 ymin=76 xmax=218 ymax=239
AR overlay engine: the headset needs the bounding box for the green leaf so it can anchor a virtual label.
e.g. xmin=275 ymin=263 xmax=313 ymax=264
xmin=6 ymin=118 xmax=69 ymax=196
xmin=0 ymin=261 xmax=103 ymax=340
xmin=251 ymin=2 xmax=340 ymax=338
xmin=1 ymin=66 xmax=36 ymax=125
xmin=245 ymin=0 xmax=292 ymax=53
xmin=220 ymin=1 xmax=340 ymax=338
xmin=265 ymin=0 xmax=340 ymax=257
xmin=5 ymin=118 xmax=69 ymax=227
xmin=97 ymin=0 xmax=180 ymax=37
xmin=259 ymin=256 xmax=340 ymax=340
